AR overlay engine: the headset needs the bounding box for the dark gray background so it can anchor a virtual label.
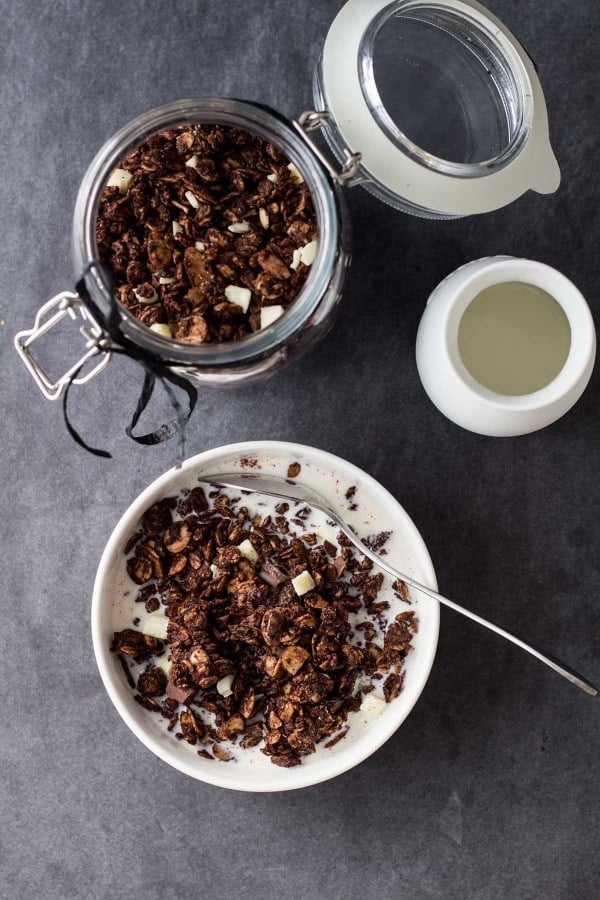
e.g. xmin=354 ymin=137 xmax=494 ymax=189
xmin=1 ymin=1 xmax=598 ymax=898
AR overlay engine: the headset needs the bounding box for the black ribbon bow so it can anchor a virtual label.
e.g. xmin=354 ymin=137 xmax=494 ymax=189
xmin=63 ymin=260 xmax=197 ymax=466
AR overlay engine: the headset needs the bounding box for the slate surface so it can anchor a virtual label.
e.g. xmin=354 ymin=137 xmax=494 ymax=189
xmin=1 ymin=1 xmax=598 ymax=898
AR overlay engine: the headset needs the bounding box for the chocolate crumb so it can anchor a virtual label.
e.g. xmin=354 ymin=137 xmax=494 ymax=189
xmin=117 ymin=654 xmax=136 ymax=689
xmin=287 ymin=462 xmax=302 ymax=479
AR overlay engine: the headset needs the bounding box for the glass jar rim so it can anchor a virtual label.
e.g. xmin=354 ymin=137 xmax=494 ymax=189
xmin=358 ymin=0 xmax=534 ymax=178
xmin=72 ymin=98 xmax=342 ymax=368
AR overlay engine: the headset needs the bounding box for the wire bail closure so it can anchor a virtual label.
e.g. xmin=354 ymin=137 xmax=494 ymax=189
xmin=296 ymin=109 xmax=368 ymax=187
xmin=14 ymin=260 xmax=198 ymax=464
xmin=14 ymin=292 xmax=112 ymax=401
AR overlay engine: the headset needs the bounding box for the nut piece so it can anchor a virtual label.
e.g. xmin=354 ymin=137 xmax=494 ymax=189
xmin=185 ymin=155 xmax=199 ymax=168
xmin=225 ymin=285 xmax=252 ymax=313
xmin=227 ymin=221 xmax=250 ymax=234
xmin=260 ymin=305 xmax=284 ymax=329
xmin=149 ymin=323 xmax=172 ymax=339
xmin=172 ymin=220 xmax=183 ymax=236
xmin=216 ymin=674 xmax=235 ymax=697
xmin=280 ymin=646 xmax=310 ymax=675
xmin=259 ymin=208 xmax=269 ymax=229
xmin=291 ymin=570 xmax=316 ymax=596
xmin=158 ymin=277 xmax=175 ymax=285
xmin=194 ymin=241 xmax=206 ymax=251
xmin=237 ymin=539 xmax=258 ymax=563
xmin=142 ymin=615 xmax=169 ymax=640
xmin=290 ymin=248 xmax=302 ymax=271
xmin=106 ymin=167 xmax=133 ymax=194
xmin=300 ymin=240 xmax=317 ymax=266
xmin=287 ymin=162 xmax=304 ymax=184
xmin=184 ymin=190 xmax=200 ymax=209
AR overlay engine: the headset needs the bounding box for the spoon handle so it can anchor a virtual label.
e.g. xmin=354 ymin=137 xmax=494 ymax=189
xmin=354 ymin=537 xmax=599 ymax=697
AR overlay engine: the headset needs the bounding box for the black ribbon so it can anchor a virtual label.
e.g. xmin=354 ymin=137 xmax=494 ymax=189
xmin=63 ymin=260 xmax=197 ymax=466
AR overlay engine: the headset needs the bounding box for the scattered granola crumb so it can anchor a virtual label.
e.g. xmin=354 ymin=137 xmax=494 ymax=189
xmin=287 ymin=461 xmax=301 ymax=478
xmin=362 ymin=531 xmax=392 ymax=553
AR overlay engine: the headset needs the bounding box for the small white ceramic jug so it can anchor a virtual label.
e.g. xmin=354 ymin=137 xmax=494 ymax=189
xmin=416 ymin=257 xmax=596 ymax=436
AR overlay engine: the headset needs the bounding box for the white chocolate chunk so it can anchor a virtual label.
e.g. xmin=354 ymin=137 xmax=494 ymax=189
xmin=149 ymin=323 xmax=172 ymax=339
xmin=260 ymin=305 xmax=284 ymax=329
xmin=185 ymin=155 xmax=199 ymax=169
xmin=291 ymin=570 xmax=316 ymax=596
xmin=301 ymin=240 xmax=317 ymax=266
xmin=158 ymin=277 xmax=175 ymax=285
xmin=360 ymin=694 xmax=387 ymax=717
xmin=172 ymin=220 xmax=183 ymax=236
xmin=185 ymin=190 xmax=200 ymax=209
xmin=266 ymin=173 xmax=278 ymax=183
xmin=287 ymin=162 xmax=304 ymax=184
xmin=106 ymin=167 xmax=132 ymax=194
xmin=210 ymin=564 xmax=220 ymax=578
xmin=155 ymin=653 xmax=172 ymax=678
xmin=194 ymin=241 xmax=206 ymax=251
xmin=228 ymin=221 xmax=250 ymax=234
xmin=290 ymin=248 xmax=303 ymax=271
xmin=133 ymin=287 xmax=158 ymax=305
xmin=217 ymin=674 xmax=234 ymax=697
xmin=172 ymin=200 xmax=188 ymax=213
xmin=225 ymin=285 xmax=252 ymax=313
xmin=142 ymin=614 xmax=169 ymax=640
xmin=259 ymin=208 xmax=269 ymax=229
xmin=314 ymin=523 xmax=337 ymax=543
xmin=238 ymin=539 xmax=258 ymax=563
xmin=361 ymin=694 xmax=387 ymax=716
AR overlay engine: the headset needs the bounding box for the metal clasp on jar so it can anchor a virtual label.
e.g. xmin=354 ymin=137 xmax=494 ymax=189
xmin=14 ymin=291 xmax=111 ymax=400
xmin=295 ymin=110 xmax=370 ymax=187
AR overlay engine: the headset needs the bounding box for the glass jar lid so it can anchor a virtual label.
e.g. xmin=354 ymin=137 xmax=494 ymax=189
xmin=317 ymin=0 xmax=560 ymax=218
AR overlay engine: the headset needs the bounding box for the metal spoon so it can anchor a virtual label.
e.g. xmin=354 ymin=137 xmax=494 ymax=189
xmin=200 ymin=471 xmax=598 ymax=697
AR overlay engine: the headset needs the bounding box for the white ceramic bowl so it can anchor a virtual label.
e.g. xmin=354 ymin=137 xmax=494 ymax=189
xmin=92 ymin=441 xmax=439 ymax=791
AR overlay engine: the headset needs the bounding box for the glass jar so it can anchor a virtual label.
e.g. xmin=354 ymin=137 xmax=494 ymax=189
xmin=16 ymin=99 xmax=351 ymax=397
xmin=15 ymin=0 xmax=559 ymax=402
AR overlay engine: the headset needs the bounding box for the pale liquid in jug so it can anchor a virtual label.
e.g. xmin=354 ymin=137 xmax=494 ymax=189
xmin=457 ymin=281 xmax=571 ymax=395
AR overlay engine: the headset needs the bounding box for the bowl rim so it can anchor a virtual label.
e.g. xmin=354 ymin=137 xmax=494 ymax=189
xmin=92 ymin=440 xmax=439 ymax=791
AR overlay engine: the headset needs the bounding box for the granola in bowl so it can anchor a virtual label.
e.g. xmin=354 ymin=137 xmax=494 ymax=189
xmin=96 ymin=124 xmax=318 ymax=342
xmin=110 ymin=480 xmax=418 ymax=768
xmin=92 ymin=442 xmax=439 ymax=791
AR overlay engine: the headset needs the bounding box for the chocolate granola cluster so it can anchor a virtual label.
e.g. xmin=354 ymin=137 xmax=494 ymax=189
xmin=111 ymin=478 xmax=417 ymax=767
xmin=96 ymin=124 xmax=318 ymax=343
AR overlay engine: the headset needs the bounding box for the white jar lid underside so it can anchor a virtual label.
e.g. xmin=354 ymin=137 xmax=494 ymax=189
xmin=321 ymin=0 xmax=560 ymax=216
